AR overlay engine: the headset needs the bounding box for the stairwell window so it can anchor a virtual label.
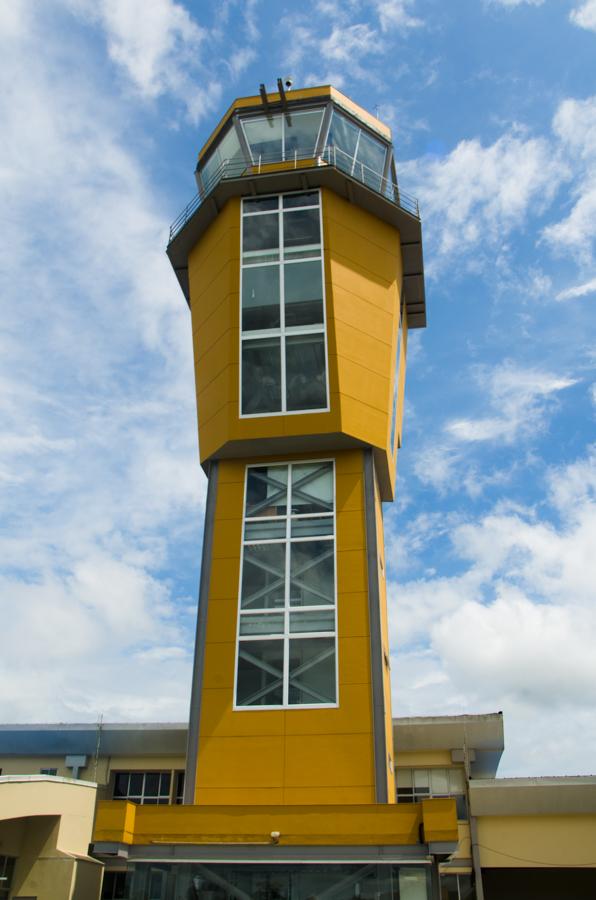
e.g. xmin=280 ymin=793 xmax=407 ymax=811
xmin=240 ymin=192 xmax=329 ymax=416
xmin=235 ymin=461 xmax=337 ymax=708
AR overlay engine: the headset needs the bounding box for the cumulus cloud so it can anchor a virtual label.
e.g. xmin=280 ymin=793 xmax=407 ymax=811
xmin=402 ymin=133 xmax=567 ymax=262
xmin=556 ymin=277 xmax=596 ymax=301
xmin=0 ymin=2 xmax=207 ymax=720
xmin=445 ymin=362 xmax=577 ymax=445
xmin=390 ymin=447 xmax=596 ymax=774
xmin=570 ymin=0 xmax=596 ymax=32
xmin=542 ymin=95 xmax=596 ymax=261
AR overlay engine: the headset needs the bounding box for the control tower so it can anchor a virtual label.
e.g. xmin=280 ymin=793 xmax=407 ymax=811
xmin=93 ymin=83 xmax=457 ymax=900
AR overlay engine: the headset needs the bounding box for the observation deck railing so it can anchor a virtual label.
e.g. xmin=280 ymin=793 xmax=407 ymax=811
xmin=168 ymin=145 xmax=420 ymax=244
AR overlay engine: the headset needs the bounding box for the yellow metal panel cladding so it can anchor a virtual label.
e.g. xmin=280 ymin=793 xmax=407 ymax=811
xmin=93 ymin=801 xmax=422 ymax=847
xmin=193 ymin=451 xmax=380 ymax=805
xmin=421 ymin=798 xmax=459 ymax=843
xmin=322 ymin=188 xmax=402 ymax=489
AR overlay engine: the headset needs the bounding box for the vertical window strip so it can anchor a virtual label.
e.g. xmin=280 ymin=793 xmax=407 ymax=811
xmin=240 ymin=192 xmax=329 ymax=417
xmin=235 ymin=461 xmax=337 ymax=709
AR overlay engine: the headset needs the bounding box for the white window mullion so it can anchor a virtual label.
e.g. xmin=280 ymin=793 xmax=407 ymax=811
xmin=283 ymin=463 xmax=292 ymax=705
xmin=279 ymin=197 xmax=287 ymax=412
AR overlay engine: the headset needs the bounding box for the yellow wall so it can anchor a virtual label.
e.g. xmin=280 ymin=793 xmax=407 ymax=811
xmin=187 ymin=189 xmax=403 ymax=500
xmin=478 ymin=814 xmax=596 ymax=868
xmin=94 ymin=798 xmax=457 ymax=846
xmin=195 ymin=449 xmax=378 ymax=805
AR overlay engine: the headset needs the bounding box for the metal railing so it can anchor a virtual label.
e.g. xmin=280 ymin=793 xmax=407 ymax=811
xmin=169 ymin=145 xmax=419 ymax=243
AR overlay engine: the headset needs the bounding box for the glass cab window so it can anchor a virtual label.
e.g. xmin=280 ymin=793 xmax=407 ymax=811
xmin=240 ymin=191 xmax=328 ymax=416
xmin=242 ymin=109 xmax=324 ymax=163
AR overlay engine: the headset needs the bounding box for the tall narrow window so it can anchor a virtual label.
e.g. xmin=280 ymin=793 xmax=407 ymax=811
xmin=235 ymin=461 xmax=337 ymax=708
xmin=389 ymin=298 xmax=403 ymax=455
xmin=240 ymin=192 xmax=328 ymax=416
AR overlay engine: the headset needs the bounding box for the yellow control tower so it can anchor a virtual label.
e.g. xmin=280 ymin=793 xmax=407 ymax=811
xmin=168 ymin=83 xmax=425 ymax=809
xmin=92 ymin=83 xmax=457 ymax=899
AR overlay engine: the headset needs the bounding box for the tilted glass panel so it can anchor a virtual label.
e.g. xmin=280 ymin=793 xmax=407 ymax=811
xmin=356 ymin=129 xmax=387 ymax=190
xmin=327 ymin=109 xmax=359 ymax=161
xmin=289 ymin=539 xmax=335 ymax=606
xmin=243 ymin=115 xmax=283 ymax=160
xmin=288 ymin=637 xmax=336 ymax=704
xmin=285 ymin=333 xmax=327 ymax=411
xmin=290 ymin=610 xmax=335 ymax=633
xmin=239 ymin=613 xmax=284 ymax=636
xmin=242 ymin=265 xmax=280 ymax=331
xmin=246 ymin=465 xmax=288 ymax=518
xmin=284 ymin=260 xmax=324 ymax=327
xmin=242 ymin=213 xmax=279 ymax=259
xmin=199 ymin=126 xmax=244 ymax=194
xmin=283 ymin=207 xmax=320 ymax=252
xmin=284 ymin=109 xmax=324 ymax=158
xmin=291 ymin=462 xmax=333 ymax=514
xmin=241 ymin=337 xmax=282 ymax=414
xmin=236 ymin=639 xmax=284 ymax=706
xmin=240 ymin=543 xmax=286 ymax=609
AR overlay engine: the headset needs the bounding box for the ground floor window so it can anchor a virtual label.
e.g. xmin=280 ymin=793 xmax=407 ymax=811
xmin=117 ymin=862 xmax=432 ymax=900
xmin=440 ymin=873 xmax=476 ymax=900
xmin=102 ymin=870 xmax=128 ymax=899
xmin=0 ymin=856 xmax=15 ymax=900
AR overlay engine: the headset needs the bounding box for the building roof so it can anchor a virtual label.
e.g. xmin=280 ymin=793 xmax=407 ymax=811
xmin=0 ymin=723 xmax=187 ymax=757
xmin=470 ymin=776 xmax=596 ymax=816
xmin=394 ymin=713 xmax=505 ymax=778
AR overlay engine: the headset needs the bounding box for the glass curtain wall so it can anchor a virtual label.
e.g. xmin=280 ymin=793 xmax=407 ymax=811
xmin=240 ymin=191 xmax=328 ymax=416
xmin=242 ymin=109 xmax=324 ymax=163
xmin=121 ymin=861 xmax=432 ymax=900
xmin=235 ymin=461 xmax=336 ymax=708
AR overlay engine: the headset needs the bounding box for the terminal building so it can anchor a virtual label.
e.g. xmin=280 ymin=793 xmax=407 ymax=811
xmin=2 ymin=85 xmax=596 ymax=900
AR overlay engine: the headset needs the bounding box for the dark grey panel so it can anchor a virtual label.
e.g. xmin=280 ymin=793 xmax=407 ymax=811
xmin=184 ymin=461 xmax=219 ymax=803
xmin=363 ymin=450 xmax=388 ymax=804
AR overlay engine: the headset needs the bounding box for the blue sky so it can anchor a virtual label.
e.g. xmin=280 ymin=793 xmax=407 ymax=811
xmin=1 ymin=0 xmax=595 ymax=776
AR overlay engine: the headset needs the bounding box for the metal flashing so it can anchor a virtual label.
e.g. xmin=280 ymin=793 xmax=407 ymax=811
xmin=184 ymin=461 xmax=219 ymax=803
xmin=363 ymin=449 xmax=388 ymax=804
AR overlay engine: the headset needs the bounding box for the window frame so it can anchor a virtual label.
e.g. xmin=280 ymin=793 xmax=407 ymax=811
xmin=112 ymin=770 xmax=173 ymax=805
xmin=239 ymin=109 xmax=327 ymax=164
xmin=233 ymin=459 xmax=339 ymax=711
xmin=396 ymin=766 xmax=468 ymax=819
xmin=239 ymin=190 xmax=330 ymax=419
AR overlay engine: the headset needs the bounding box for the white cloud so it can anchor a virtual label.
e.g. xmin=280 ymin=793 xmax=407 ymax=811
xmin=556 ymin=276 xmax=596 ymax=300
xmin=320 ymin=23 xmax=379 ymax=62
xmin=570 ymin=0 xmax=596 ymax=32
xmin=403 ymin=133 xmax=566 ymax=261
xmin=0 ymin=2 xmax=207 ymax=720
xmin=543 ymin=96 xmax=596 ymax=260
xmin=487 ymin=0 xmax=543 ymax=6
xmin=375 ymin=0 xmax=423 ymax=31
xmin=390 ymin=447 xmax=596 ymax=774
xmin=445 ymin=362 xmax=577 ymax=445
